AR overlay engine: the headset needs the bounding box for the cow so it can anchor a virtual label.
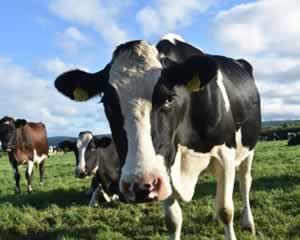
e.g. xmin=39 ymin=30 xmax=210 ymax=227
xmin=0 ymin=116 xmax=48 ymax=193
xmin=288 ymin=133 xmax=300 ymax=146
xmin=63 ymin=132 xmax=121 ymax=205
xmin=54 ymin=33 xmax=261 ymax=240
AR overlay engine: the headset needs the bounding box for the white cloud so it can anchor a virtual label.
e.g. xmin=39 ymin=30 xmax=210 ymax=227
xmin=215 ymin=0 xmax=300 ymax=56
xmin=137 ymin=0 xmax=217 ymax=36
xmin=42 ymin=57 xmax=88 ymax=75
xmin=0 ymin=58 xmax=110 ymax=137
xmin=57 ymin=26 xmax=91 ymax=54
xmin=213 ymin=0 xmax=300 ymax=121
xmin=49 ymin=0 xmax=129 ymax=46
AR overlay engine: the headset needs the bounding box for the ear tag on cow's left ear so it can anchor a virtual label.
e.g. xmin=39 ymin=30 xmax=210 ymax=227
xmin=73 ymin=87 xmax=89 ymax=101
xmin=186 ymin=74 xmax=203 ymax=92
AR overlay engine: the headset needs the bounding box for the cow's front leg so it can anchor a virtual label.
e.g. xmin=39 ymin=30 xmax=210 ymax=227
xmin=39 ymin=160 xmax=45 ymax=186
xmin=214 ymin=147 xmax=237 ymax=240
xmin=26 ymin=160 xmax=34 ymax=193
xmin=13 ymin=165 xmax=21 ymax=193
xmin=163 ymin=196 xmax=182 ymax=240
xmin=239 ymin=151 xmax=255 ymax=234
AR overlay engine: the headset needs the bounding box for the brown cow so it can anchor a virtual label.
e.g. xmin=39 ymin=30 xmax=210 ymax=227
xmin=0 ymin=116 xmax=48 ymax=193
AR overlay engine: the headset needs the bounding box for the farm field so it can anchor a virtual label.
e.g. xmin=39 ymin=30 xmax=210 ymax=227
xmin=0 ymin=141 xmax=299 ymax=240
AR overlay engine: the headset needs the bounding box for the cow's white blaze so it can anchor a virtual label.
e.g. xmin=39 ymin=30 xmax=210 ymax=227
xmin=76 ymin=132 xmax=93 ymax=173
xmin=216 ymin=70 xmax=230 ymax=112
xmin=109 ymin=41 xmax=172 ymax=201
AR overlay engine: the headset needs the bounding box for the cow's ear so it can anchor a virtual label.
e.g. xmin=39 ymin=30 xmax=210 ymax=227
xmin=94 ymin=137 xmax=112 ymax=148
xmin=14 ymin=119 xmax=27 ymax=128
xmin=54 ymin=63 xmax=111 ymax=102
xmin=181 ymin=56 xmax=218 ymax=92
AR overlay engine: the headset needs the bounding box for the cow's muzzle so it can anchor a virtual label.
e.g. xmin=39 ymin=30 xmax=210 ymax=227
xmin=120 ymin=174 xmax=171 ymax=203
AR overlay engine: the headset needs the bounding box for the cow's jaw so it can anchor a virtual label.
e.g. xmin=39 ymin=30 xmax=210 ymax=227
xmin=109 ymin=41 xmax=172 ymax=202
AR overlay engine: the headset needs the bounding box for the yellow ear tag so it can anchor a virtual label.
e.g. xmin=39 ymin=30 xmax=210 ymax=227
xmin=73 ymin=87 xmax=89 ymax=101
xmin=186 ymin=74 xmax=203 ymax=92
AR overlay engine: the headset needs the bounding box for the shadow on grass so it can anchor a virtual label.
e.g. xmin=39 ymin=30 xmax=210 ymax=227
xmin=0 ymin=188 xmax=89 ymax=209
xmin=193 ymin=175 xmax=300 ymax=200
xmin=252 ymin=175 xmax=300 ymax=191
xmin=0 ymin=225 xmax=100 ymax=240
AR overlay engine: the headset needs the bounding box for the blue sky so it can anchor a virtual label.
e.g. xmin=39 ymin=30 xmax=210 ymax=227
xmin=1 ymin=0 xmax=299 ymax=137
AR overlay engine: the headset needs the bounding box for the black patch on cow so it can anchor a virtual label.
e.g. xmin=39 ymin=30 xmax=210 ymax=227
xmin=15 ymin=119 xmax=27 ymax=128
xmin=101 ymin=84 xmax=128 ymax=167
xmin=156 ymin=39 xmax=204 ymax=63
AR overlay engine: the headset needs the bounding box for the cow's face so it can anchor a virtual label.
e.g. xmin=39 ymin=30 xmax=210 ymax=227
xmin=0 ymin=116 xmax=16 ymax=151
xmin=75 ymin=132 xmax=96 ymax=178
xmin=151 ymin=55 xmax=218 ymax=165
xmin=55 ymin=41 xmax=172 ymax=203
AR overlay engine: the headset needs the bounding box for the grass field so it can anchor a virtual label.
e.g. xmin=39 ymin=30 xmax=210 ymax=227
xmin=0 ymin=141 xmax=299 ymax=240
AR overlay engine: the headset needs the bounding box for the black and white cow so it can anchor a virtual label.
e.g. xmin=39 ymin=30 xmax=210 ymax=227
xmin=288 ymin=133 xmax=300 ymax=146
xmin=54 ymin=34 xmax=261 ymax=240
xmin=65 ymin=132 xmax=120 ymax=205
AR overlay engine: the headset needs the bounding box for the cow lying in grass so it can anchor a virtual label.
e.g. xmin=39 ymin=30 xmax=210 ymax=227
xmin=64 ymin=132 xmax=121 ymax=205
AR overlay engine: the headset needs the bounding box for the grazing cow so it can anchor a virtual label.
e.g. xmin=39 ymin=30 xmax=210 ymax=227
xmin=64 ymin=132 xmax=121 ymax=205
xmin=288 ymin=133 xmax=300 ymax=146
xmin=0 ymin=116 xmax=48 ymax=193
xmin=54 ymin=34 xmax=261 ymax=240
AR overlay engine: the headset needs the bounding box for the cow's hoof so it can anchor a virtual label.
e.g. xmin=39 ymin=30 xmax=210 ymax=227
xmin=15 ymin=187 xmax=21 ymax=194
xmin=89 ymin=201 xmax=99 ymax=207
xmin=241 ymin=224 xmax=255 ymax=235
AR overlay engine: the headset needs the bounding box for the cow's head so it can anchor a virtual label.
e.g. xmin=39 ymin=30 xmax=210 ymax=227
xmin=151 ymin=55 xmax=218 ymax=165
xmin=55 ymin=40 xmax=176 ymax=203
xmin=0 ymin=116 xmax=27 ymax=152
xmin=74 ymin=132 xmax=112 ymax=178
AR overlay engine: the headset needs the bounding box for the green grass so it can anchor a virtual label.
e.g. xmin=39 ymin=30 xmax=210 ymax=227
xmin=0 ymin=141 xmax=299 ymax=240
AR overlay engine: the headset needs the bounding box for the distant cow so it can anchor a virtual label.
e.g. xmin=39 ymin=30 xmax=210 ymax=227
xmin=0 ymin=116 xmax=48 ymax=193
xmin=288 ymin=133 xmax=300 ymax=146
xmin=64 ymin=132 xmax=121 ymax=205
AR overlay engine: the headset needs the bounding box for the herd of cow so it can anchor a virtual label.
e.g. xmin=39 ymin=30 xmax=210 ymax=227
xmin=0 ymin=33 xmax=298 ymax=240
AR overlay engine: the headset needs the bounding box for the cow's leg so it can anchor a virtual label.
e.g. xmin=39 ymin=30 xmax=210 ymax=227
xmin=163 ymin=196 xmax=182 ymax=240
xmin=86 ymin=176 xmax=98 ymax=196
xmin=26 ymin=160 xmax=34 ymax=193
xmin=89 ymin=185 xmax=100 ymax=207
xmin=215 ymin=147 xmax=237 ymax=240
xmin=239 ymin=150 xmax=255 ymax=234
xmin=13 ymin=165 xmax=21 ymax=193
xmin=39 ymin=160 xmax=45 ymax=186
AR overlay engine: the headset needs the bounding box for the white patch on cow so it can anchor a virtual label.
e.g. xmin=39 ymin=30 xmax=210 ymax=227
xmin=4 ymin=121 xmax=11 ymax=125
xmin=216 ymin=70 xmax=230 ymax=112
xmin=33 ymin=149 xmax=47 ymax=165
xmin=170 ymin=145 xmax=211 ymax=202
xmin=235 ymin=128 xmax=252 ymax=166
xmin=27 ymin=160 xmax=34 ymax=175
xmin=160 ymin=33 xmax=185 ymax=44
xmin=110 ymin=41 xmax=172 ymax=201
xmin=76 ymin=132 xmax=93 ymax=173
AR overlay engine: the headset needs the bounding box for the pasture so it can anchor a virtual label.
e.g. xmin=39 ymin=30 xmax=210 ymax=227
xmin=0 ymin=141 xmax=299 ymax=240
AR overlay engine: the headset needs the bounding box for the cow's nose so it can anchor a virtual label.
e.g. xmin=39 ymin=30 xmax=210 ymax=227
xmin=121 ymin=176 xmax=167 ymax=203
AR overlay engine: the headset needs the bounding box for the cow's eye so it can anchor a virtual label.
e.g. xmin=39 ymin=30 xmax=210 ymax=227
xmin=163 ymin=96 xmax=175 ymax=110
